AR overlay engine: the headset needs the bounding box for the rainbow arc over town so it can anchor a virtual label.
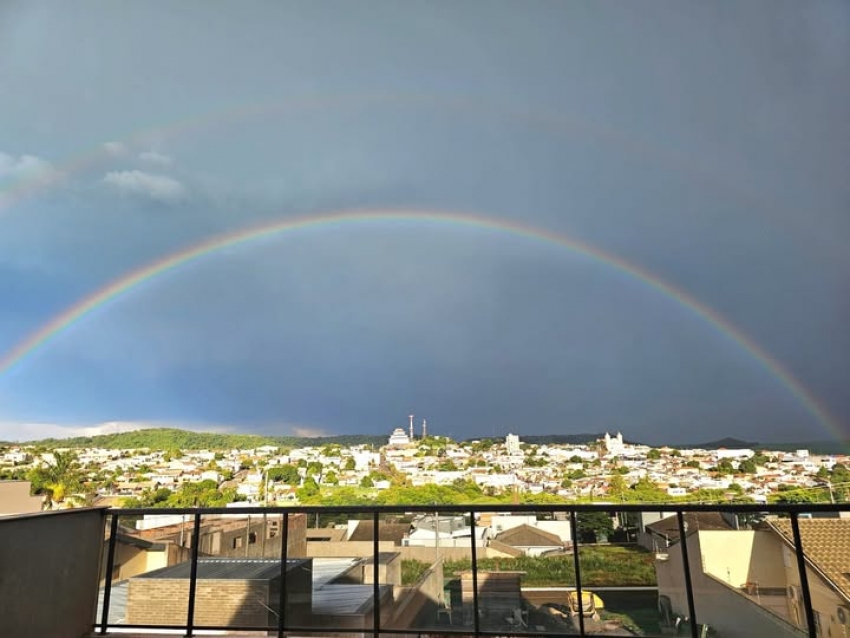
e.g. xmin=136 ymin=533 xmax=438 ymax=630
xmin=0 ymin=208 xmax=843 ymax=440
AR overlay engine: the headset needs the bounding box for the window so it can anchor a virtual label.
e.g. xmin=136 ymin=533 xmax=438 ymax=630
xmin=232 ymin=537 xmax=243 ymax=549
xmin=248 ymin=532 xmax=257 ymax=544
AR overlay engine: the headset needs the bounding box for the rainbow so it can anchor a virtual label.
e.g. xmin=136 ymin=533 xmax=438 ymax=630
xmin=0 ymin=208 xmax=843 ymax=440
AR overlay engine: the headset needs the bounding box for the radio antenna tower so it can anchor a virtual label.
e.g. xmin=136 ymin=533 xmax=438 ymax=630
xmin=422 ymin=418 xmax=427 ymax=440
xmin=409 ymin=414 xmax=414 ymax=440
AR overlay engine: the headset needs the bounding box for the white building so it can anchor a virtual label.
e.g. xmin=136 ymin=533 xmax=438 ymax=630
xmin=604 ymin=432 xmax=624 ymax=455
xmin=716 ymin=449 xmax=755 ymax=460
xmin=505 ymin=433 xmax=521 ymax=456
xmin=387 ymin=428 xmax=411 ymax=447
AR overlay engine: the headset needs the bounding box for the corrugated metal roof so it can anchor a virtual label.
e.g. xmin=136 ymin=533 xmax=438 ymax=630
xmin=312 ymin=584 xmax=392 ymax=616
xmin=312 ymin=557 xmax=359 ymax=588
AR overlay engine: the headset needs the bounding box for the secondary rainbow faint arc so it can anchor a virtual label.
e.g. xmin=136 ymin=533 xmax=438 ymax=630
xmin=0 ymin=208 xmax=842 ymax=439
xmin=0 ymin=92 xmax=642 ymax=211
xmin=0 ymin=91 xmax=771 ymax=219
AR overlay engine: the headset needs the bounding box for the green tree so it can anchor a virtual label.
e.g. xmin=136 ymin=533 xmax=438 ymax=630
xmin=297 ymin=476 xmax=320 ymax=500
xmin=360 ymin=475 xmax=375 ymax=488
xmin=163 ymin=448 xmax=182 ymax=462
xmin=738 ymin=459 xmax=757 ymax=474
xmin=343 ymin=457 xmax=357 ymax=471
xmin=576 ymin=511 xmax=615 ymax=543
xmin=711 ymin=459 xmax=735 ymax=475
xmin=27 ymin=450 xmax=84 ymax=505
xmin=608 ymin=473 xmax=628 ymax=500
xmin=267 ymin=464 xmax=301 ymax=484
xmin=646 ymin=449 xmax=661 ymax=460
xmin=436 ymin=459 xmax=459 ymax=472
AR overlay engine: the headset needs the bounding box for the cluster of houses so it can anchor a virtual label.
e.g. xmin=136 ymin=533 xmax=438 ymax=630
xmin=0 ymin=430 xmax=846 ymax=507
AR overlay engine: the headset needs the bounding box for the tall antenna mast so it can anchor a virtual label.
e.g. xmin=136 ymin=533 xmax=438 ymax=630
xmin=422 ymin=418 xmax=427 ymax=440
xmin=409 ymin=414 xmax=414 ymax=441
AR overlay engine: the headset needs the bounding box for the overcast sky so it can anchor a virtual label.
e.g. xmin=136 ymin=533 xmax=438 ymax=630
xmin=1 ymin=1 xmax=848 ymax=444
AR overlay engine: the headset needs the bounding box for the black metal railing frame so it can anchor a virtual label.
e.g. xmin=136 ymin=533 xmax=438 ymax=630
xmin=98 ymin=502 xmax=850 ymax=638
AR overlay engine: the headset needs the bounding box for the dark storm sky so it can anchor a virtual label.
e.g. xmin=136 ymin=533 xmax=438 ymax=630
xmin=0 ymin=1 xmax=848 ymax=443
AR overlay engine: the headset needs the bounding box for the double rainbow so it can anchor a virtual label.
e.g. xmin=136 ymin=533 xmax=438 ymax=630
xmin=0 ymin=208 xmax=842 ymax=440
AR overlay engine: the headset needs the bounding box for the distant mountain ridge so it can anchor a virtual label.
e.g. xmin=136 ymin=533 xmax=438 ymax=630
xmin=676 ymin=437 xmax=759 ymax=449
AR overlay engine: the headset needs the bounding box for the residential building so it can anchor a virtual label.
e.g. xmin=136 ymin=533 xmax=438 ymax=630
xmin=505 ymin=433 xmax=521 ymax=456
xmin=656 ymin=518 xmax=850 ymax=638
xmin=0 ymin=481 xmax=43 ymax=516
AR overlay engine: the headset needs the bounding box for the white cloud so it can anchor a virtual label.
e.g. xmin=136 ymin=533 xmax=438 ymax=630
xmin=103 ymin=169 xmax=187 ymax=202
xmin=138 ymin=150 xmax=173 ymax=166
xmin=102 ymin=141 xmax=128 ymax=156
xmin=0 ymin=151 xmax=58 ymax=180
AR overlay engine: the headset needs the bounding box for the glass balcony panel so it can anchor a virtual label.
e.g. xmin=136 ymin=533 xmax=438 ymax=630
xmin=790 ymin=507 xmax=848 ymax=638
xmin=576 ymin=509 xmax=663 ymax=636
xmin=381 ymin=508 xmax=472 ymax=634
xmin=665 ymin=509 xmax=809 ymax=638
xmin=95 ymin=512 xmax=116 ymax=628
xmin=109 ymin=510 xmax=192 ymax=629
xmin=472 ymin=509 xmax=581 ymax=635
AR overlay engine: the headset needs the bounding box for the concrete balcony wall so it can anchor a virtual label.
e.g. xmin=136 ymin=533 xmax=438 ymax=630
xmin=0 ymin=508 xmax=105 ymax=638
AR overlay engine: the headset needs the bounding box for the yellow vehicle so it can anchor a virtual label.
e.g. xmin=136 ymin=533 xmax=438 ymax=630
xmin=566 ymin=590 xmax=605 ymax=619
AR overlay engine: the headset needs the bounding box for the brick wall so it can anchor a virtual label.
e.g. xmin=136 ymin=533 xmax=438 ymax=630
xmin=133 ymin=512 xmax=307 ymax=559
xmin=126 ymin=578 xmax=273 ymax=627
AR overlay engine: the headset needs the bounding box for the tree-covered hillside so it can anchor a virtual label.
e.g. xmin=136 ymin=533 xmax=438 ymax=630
xmin=28 ymin=428 xmax=386 ymax=450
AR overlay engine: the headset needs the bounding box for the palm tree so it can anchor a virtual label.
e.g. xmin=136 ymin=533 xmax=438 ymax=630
xmin=29 ymin=450 xmax=82 ymax=508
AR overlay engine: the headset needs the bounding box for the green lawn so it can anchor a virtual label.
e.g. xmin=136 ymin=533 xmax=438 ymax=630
xmin=443 ymin=545 xmax=657 ymax=587
xmin=401 ymin=559 xmax=431 ymax=585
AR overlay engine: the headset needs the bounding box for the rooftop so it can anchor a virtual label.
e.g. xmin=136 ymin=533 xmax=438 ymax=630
xmin=768 ymin=518 xmax=850 ymax=601
xmin=135 ymin=558 xmax=306 ymax=580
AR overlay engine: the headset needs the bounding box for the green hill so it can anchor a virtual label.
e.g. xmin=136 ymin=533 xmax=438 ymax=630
xmin=27 ymin=428 xmax=386 ymax=450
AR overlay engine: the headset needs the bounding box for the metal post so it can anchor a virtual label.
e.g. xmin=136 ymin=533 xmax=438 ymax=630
xmin=469 ymin=510 xmax=481 ymax=637
xmin=569 ymin=511 xmax=585 ymax=637
xmin=277 ymin=512 xmax=289 ymax=638
xmin=790 ymin=512 xmax=818 ymax=638
xmin=185 ymin=512 xmax=202 ymax=637
xmin=99 ymin=513 xmax=120 ymax=634
xmin=676 ymin=512 xmax=699 ymax=638
xmin=245 ymin=514 xmax=251 ymax=557
xmin=372 ymin=511 xmax=381 ymax=638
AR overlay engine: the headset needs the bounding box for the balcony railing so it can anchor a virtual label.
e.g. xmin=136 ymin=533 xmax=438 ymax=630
xmin=84 ymin=502 xmax=850 ymax=638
